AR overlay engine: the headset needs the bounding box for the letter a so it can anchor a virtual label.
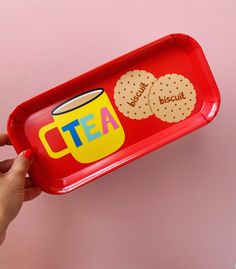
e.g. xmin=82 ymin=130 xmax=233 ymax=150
xmin=101 ymin=107 xmax=119 ymax=134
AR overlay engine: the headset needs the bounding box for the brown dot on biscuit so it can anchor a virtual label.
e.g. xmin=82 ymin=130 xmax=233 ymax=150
xmin=168 ymin=77 xmax=171 ymax=80
xmin=179 ymin=108 xmax=181 ymax=110
xmin=175 ymin=104 xmax=177 ymax=106
xmin=187 ymin=108 xmax=190 ymax=110
xmin=153 ymin=102 xmax=155 ymax=105
xmin=185 ymin=84 xmax=188 ymax=87
xmin=138 ymin=106 xmax=141 ymax=109
xmin=166 ymin=84 xmax=169 ymax=86
xmin=147 ymin=76 xmax=149 ymax=79
xmin=133 ymin=83 xmax=135 ymax=86
xmin=131 ymin=74 xmax=133 ymax=77
xmin=144 ymin=96 xmax=146 ymax=99
xmin=127 ymin=81 xmax=130 ymax=84
xmin=176 ymin=87 xmax=179 ymax=89
xmin=180 ymin=79 xmax=183 ymax=82
xmin=182 ymin=113 xmax=185 ymax=115
xmin=160 ymin=82 xmax=163 ymax=85
xmin=124 ymin=88 xmax=126 ymax=91
xmin=123 ymin=96 xmax=125 ymax=99
xmin=164 ymin=107 xmax=167 ymax=110
xmin=157 ymin=109 xmax=159 ymax=111
xmin=118 ymin=91 xmax=120 ymax=94
xmin=131 ymin=90 xmax=133 ymax=93
xmin=143 ymin=111 xmax=146 ymax=114
xmin=174 ymin=81 xmax=176 ymax=84
xmin=173 ymin=116 xmax=176 ymax=119
xmin=121 ymin=82 xmax=123 ymax=84
xmin=164 ymin=114 xmax=166 ymax=117
xmin=171 ymin=109 xmax=173 ymax=112
xmin=127 ymin=111 xmax=129 ymax=114
xmin=119 ymin=104 xmax=122 ymax=106
xmin=184 ymin=103 xmax=187 ymax=105
xmin=160 ymin=89 xmax=163 ymax=91
xmin=189 ymin=99 xmax=192 ymax=101
xmin=138 ymin=74 xmax=141 ymax=77
xmin=169 ymin=90 xmax=172 ymax=93
xmin=190 ymin=92 xmax=192 ymax=94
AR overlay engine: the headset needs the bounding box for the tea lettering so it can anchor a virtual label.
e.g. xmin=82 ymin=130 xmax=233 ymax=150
xmin=61 ymin=106 xmax=119 ymax=147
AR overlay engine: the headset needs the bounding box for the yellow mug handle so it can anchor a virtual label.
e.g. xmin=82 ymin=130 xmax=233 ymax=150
xmin=39 ymin=121 xmax=70 ymax=159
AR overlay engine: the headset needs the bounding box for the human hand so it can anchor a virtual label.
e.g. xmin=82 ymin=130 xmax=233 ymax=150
xmin=0 ymin=133 xmax=41 ymax=244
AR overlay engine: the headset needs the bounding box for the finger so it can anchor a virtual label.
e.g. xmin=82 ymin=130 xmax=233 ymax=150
xmin=24 ymin=187 xmax=41 ymax=202
xmin=0 ymin=133 xmax=11 ymax=146
xmin=8 ymin=149 xmax=34 ymax=178
xmin=0 ymin=159 xmax=14 ymax=173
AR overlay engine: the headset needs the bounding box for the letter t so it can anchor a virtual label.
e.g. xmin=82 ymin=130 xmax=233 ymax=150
xmin=61 ymin=119 xmax=82 ymax=147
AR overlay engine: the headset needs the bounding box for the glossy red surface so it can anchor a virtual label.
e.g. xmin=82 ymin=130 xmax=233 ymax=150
xmin=7 ymin=33 xmax=220 ymax=194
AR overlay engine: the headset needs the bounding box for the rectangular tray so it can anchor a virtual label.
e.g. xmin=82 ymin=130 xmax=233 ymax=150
xmin=7 ymin=33 xmax=220 ymax=194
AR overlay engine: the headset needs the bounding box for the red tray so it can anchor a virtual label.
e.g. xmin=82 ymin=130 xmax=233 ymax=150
xmin=7 ymin=33 xmax=220 ymax=194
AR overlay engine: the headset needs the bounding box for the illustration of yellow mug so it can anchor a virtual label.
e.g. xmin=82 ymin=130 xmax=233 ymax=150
xmin=39 ymin=88 xmax=125 ymax=163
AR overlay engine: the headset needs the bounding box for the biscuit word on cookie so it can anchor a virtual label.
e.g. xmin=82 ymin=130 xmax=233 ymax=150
xmin=159 ymin=92 xmax=186 ymax=104
xmin=127 ymin=82 xmax=149 ymax=107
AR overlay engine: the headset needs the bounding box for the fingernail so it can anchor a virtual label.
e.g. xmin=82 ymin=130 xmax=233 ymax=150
xmin=23 ymin=149 xmax=34 ymax=162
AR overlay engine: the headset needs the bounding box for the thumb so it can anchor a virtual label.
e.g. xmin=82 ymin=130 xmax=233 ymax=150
xmin=9 ymin=149 xmax=34 ymax=178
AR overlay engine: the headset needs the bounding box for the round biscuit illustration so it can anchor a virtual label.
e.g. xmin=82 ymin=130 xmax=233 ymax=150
xmin=148 ymin=74 xmax=196 ymax=123
xmin=114 ymin=70 xmax=157 ymax=120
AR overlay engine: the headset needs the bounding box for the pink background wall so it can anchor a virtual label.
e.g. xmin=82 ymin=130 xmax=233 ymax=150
xmin=0 ymin=1 xmax=235 ymax=268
